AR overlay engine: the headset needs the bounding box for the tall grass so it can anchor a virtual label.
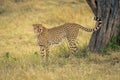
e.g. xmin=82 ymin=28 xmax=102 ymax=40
xmin=0 ymin=51 xmax=120 ymax=80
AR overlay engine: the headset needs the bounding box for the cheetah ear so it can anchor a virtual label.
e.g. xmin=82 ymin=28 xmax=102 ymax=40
xmin=32 ymin=24 xmax=35 ymax=26
xmin=32 ymin=24 xmax=40 ymax=27
xmin=32 ymin=24 xmax=36 ymax=27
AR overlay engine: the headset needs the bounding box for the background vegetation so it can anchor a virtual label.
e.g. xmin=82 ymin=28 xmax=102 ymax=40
xmin=0 ymin=0 xmax=120 ymax=80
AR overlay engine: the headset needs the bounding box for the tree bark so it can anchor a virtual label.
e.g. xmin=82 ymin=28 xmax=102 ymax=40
xmin=86 ymin=0 xmax=120 ymax=52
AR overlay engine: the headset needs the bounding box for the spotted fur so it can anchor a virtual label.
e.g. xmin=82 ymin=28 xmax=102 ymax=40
xmin=33 ymin=17 xmax=102 ymax=58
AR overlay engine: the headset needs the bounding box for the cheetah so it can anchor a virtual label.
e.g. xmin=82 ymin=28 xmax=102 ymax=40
xmin=33 ymin=17 xmax=102 ymax=58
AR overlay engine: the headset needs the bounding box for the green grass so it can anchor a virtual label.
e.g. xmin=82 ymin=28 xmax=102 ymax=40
xmin=0 ymin=0 xmax=120 ymax=80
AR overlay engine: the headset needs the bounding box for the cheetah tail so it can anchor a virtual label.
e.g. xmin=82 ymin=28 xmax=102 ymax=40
xmin=79 ymin=17 xmax=102 ymax=32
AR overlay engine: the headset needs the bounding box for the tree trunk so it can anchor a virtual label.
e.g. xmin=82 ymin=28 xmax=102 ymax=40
xmin=86 ymin=0 xmax=120 ymax=52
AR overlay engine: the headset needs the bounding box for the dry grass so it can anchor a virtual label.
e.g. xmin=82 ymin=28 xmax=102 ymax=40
xmin=0 ymin=52 xmax=120 ymax=80
xmin=0 ymin=0 xmax=120 ymax=80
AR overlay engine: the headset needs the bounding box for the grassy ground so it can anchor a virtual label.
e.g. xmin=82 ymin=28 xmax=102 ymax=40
xmin=0 ymin=0 xmax=120 ymax=80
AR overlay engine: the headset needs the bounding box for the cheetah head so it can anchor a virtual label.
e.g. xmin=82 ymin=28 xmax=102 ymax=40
xmin=33 ymin=24 xmax=44 ymax=34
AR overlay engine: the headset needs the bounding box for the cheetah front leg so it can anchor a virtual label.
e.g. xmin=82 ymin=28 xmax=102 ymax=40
xmin=42 ymin=46 xmax=50 ymax=58
xmin=40 ymin=46 xmax=50 ymax=60
xmin=45 ymin=46 xmax=50 ymax=60
xmin=40 ymin=46 xmax=45 ymax=58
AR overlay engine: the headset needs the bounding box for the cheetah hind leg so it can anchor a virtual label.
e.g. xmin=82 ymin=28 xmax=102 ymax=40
xmin=68 ymin=39 xmax=78 ymax=57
